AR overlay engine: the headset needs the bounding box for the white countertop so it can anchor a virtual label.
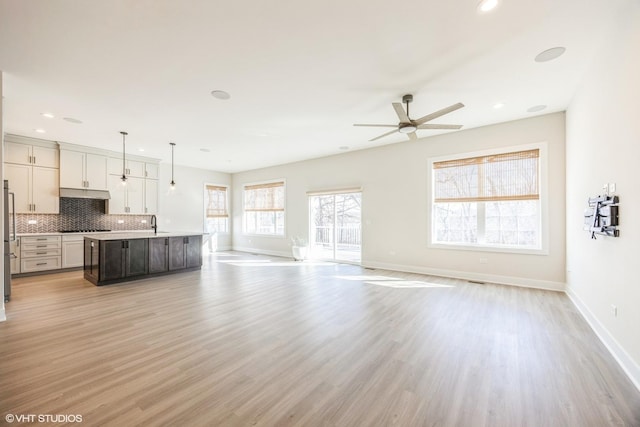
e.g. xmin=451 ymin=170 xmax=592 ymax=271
xmin=18 ymin=230 xmax=205 ymax=238
xmin=83 ymin=231 xmax=204 ymax=240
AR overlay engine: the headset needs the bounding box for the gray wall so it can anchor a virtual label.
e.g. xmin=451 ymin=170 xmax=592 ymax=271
xmin=157 ymin=163 xmax=232 ymax=250
xmin=232 ymin=112 xmax=566 ymax=290
xmin=565 ymin=1 xmax=640 ymax=388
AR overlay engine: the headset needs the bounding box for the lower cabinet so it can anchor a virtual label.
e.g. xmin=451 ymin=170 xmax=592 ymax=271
xmin=99 ymin=239 xmax=149 ymax=282
xmin=84 ymin=234 xmax=202 ymax=286
xmin=20 ymin=235 xmax=61 ymax=273
xmin=149 ymin=237 xmax=169 ymax=273
xmin=169 ymin=235 xmax=202 ymax=271
xmin=62 ymin=235 xmax=84 ymax=268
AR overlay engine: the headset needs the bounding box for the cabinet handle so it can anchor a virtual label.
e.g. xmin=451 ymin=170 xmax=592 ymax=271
xmin=36 ymin=252 xmax=46 ymax=255
xmin=29 ymin=155 xmax=32 ymax=163
xmin=33 ymin=156 xmax=36 ymax=164
xmin=36 ymin=262 xmax=47 ymax=266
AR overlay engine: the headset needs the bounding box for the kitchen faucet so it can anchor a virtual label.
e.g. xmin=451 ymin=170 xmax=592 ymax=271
xmin=150 ymin=214 xmax=157 ymax=234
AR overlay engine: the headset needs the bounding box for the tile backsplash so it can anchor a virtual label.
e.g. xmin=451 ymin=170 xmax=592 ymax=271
xmin=15 ymin=198 xmax=154 ymax=233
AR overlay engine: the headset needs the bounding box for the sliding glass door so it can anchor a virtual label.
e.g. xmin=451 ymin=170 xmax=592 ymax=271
xmin=309 ymin=191 xmax=361 ymax=263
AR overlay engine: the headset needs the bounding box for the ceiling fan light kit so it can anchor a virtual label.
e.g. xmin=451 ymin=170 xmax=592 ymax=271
xmin=354 ymin=94 xmax=464 ymax=142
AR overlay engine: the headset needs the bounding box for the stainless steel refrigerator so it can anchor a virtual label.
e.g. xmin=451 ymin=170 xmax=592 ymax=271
xmin=4 ymin=179 xmax=15 ymax=302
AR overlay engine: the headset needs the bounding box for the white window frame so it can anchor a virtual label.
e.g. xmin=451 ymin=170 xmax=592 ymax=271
xmin=428 ymin=142 xmax=549 ymax=255
xmin=242 ymin=179 xmax=286 ymax=237
xmin=204 ymin=183 xmax=230 ymax=234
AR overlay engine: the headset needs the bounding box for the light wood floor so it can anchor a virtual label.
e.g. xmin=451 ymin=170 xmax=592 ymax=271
xmin=1 ymin=252 xmax=639 ymax=427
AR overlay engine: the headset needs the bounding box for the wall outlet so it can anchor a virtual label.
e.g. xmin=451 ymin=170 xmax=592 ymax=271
xmin=609 ymin=183 xmax=616 ymax=193
xmin=117 ymin=220 xmax=124 ymax=224
xmin=141 ymin=219 xmax=147 ymax=224
xmin=27 ymin=220 xmax=37 ymax=225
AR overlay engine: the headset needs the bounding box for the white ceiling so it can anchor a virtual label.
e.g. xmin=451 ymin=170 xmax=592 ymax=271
xmin=0 ymin=0 xmax=627 ymax=173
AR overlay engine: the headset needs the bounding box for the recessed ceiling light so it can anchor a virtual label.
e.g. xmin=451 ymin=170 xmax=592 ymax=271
xmin=527 ymin=105 xmax=547 ymax=113
xmin=339 ymin=146 xmax=349 ymax=150
xmin=200 ymin=148 xmax=211 ymax=153
xmin=535 ymin=47 xmax=566 ymax=63
xmin=477 ymin=0 xmax=498 ymax=13
xmin=41 ymin=112 xmax=55 ymax=119
xmin=34 ymin=128 xmax=46 ymax=133
xmin=210 ymin=90 xmax=231 ymax=100
xmin=63 ymin=117 xmax=83 ymax=124
xmin=493 ymin=102 xmax=505 ymax=109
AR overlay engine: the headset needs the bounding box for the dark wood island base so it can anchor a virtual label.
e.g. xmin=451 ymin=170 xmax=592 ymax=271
xmin=84 ymin=233 xmax=202 ymax=286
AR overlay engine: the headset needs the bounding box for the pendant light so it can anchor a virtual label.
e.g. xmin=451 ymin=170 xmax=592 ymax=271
xmin=169 ymin=142 xmax=176 ymax=189
xmin=120 ymin=131 xmax=128 ymax=185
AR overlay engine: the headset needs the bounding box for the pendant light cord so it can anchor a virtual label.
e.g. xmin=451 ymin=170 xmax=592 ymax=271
xmin=120 ymin=131 xmax=128 ymax=182
xmin=170 ymin=142 xmax=176 ymax=187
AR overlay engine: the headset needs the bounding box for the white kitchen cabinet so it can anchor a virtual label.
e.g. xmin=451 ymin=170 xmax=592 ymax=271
xmin=10 ymin=238 xmax=20 ymax=274
xmin=5 ymin=141 xmax=58 ymax=168
xmin=62 ymin=235 xmax=85 ymax=268
xmin=60 ymin=150 xmax=108 ymax=190
xmin=108 ymin=157 xmax=145 ymax=178
xmin=144 ymin=179 xmax=158 ymax=214
xmin=5 ymin=164 xmax=59 ymax=213
xmin=107 ymin=174 xmax=145 ymax=214
xmin=144 ymin=163 xmax=159 ymax=179
xmin=20 ymin=235 xmax=62 ymax=273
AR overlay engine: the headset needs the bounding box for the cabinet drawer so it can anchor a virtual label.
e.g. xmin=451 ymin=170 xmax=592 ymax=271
xmin=22 ymin=242 xmax=61 ymax=251
xmin=21 ymin=256 xmax=61 ymax=272
xmin=21 ymin=236 xmax=61 ymax=244
xmin=22 ymin=248 xmax=62 ymax=258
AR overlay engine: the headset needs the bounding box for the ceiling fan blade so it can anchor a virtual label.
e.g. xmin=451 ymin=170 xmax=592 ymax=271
xmin=392 ymin=103 xmax=410 ymax=122
xmin=417 ymin=124 xmax=463 ymax=130
xmin=415 ymin=102 xmax=464 ymax=125
xmin=369 ymin=129 xmax=399 ymax=142
xmin=407 ymin=132 xmax=417 ymax=141
xmin=353 ymin=124 xmax=398 ymax=128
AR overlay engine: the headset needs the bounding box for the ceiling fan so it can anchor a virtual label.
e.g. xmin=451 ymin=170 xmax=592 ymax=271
xmin=354 ymin=94 xmax=465 ymax=141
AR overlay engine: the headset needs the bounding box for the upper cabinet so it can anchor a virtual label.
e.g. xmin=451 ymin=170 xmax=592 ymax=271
xmin=107 ymin=157 xmax=145 ymax=178
xmin=59 ymin=150 xmax=108 ymax=190
xmin=4 ymin=135 xmax=59 ymax=213
xmin=107 ymin=156 xmax=159 ymax=214
xmin=5 ymin=139 xmax=58 ymax=168
xmin=144 ymin=163 xmax=159 ymax=179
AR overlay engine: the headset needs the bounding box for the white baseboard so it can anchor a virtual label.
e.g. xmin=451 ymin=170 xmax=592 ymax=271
xmin=566 ymin=286 xmax=640 ymax=392
xmin=231 ymin=246 xmax=292 ymax=259
xmin=362 ymin=260 xmax=566 ymax=292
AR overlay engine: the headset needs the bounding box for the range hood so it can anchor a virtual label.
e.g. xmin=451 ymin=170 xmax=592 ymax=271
xmin=59 ymin=188 xmax=111 ymax=200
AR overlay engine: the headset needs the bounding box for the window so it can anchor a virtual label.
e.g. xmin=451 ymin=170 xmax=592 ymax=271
xmin=204 ymin=184 xmax=229 ymax=233
xmin=243 ymin=181 xmax=285 ymax=235
xmin=431 ymin=147 xmax=542 ymax=251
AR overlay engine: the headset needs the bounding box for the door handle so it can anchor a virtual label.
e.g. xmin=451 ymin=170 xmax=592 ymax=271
xmin=9 ymin=192 xmax=16 ymax=241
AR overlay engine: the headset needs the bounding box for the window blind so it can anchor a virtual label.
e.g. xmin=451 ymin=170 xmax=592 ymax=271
xmin=433 ymin=149 xmax=539 ymax=203
xmin=205 ymin=185 xmax=228 ymax=218
xmin=244 ymin=181 xmax=285 ymax=212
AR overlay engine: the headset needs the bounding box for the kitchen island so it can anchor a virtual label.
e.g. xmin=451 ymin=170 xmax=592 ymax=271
xmin=84 ymin=232 xmax=202 ymax=286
